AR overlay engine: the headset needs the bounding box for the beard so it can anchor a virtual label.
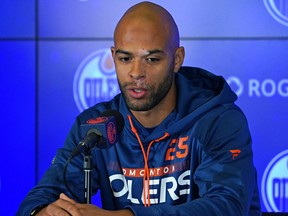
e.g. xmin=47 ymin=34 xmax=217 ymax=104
xmin=118 ymin=69 xmax=174 ymax=112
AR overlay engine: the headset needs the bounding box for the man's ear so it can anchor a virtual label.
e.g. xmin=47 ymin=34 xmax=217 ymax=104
xmin=111 ymin=46 xmax=116 ymax=58
xmin=173 ymin=46 xmax=185 ymax=72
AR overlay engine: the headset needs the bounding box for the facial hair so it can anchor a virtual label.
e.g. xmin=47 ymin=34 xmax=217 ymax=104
xmin=118 ymin=68 xmax=174 ymax=112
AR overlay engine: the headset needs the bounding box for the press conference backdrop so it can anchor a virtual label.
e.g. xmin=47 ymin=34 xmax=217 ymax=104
xmin=1 ymin=0 xmax=287 ymax=215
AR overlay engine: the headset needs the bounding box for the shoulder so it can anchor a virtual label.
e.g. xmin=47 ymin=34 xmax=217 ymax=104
xmin=76 ymin=94 xmax=122 ymax=123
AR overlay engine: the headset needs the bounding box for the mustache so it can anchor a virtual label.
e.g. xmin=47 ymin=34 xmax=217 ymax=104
xmin=122 ymin=82 xmax=152 ymax=89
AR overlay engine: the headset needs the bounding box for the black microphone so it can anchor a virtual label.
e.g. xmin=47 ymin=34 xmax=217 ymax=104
xmin=71 ymin=110 xmax=124 ymax=157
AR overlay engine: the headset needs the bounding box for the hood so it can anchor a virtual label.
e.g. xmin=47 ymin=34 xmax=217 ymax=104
xmin=119 ymin=66 xmax=238 ymax=142
xmin=176 ymin=66 xmax=237 ymax=116
xmin=165 ymin=66 xmax=238 ymax=135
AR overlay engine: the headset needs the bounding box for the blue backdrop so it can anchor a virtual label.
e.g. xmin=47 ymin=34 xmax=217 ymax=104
xmin=1 ymin=0 xmax=288 ymax=215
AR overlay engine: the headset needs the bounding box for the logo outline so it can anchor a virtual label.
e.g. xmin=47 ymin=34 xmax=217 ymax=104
xmin=261 ymin=149 xmax=288 ymax=212
xmin=264 ymin=0 xmax=288 ymax=27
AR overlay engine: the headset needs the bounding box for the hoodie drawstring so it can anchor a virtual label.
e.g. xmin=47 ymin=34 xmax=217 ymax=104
xmin=127 ymin=115 xmax=169 ymax=207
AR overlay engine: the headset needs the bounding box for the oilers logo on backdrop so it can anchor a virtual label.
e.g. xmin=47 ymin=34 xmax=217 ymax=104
xmin=261 ymin=149 xmax=288 ymax=212
xmin=264 ymin=0 xmax=288 ymax=27
xmin=73 ymin=48 xmax=120 ymax=112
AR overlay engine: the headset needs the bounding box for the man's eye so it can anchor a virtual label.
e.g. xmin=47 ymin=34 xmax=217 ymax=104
xmin=147 ymin=58 xmax=160 ymax=63
xmin=119 ymin=57 xmax=131 ymax=62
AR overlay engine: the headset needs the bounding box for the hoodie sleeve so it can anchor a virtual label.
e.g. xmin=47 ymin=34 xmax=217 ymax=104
xmin=16 ymin=118 xmax=100 ymax=216
xmin=128 ymin=107 xmax=261 ymax=216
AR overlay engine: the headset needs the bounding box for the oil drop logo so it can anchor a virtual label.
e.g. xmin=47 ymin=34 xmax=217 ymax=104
xmin=262 ymin=149 xmax=288 ymax=212
xmin=264 ymin=0 xmax=288 ymax=27
xmin=73 ymin=48 xmax=120 ymax=112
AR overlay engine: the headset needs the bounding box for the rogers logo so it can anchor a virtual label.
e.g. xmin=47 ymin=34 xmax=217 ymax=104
xmin=226 ymin=76 xmax=288 ymax=97
xmin=226 ymin=76 xmax=244 ymax=96
xmin=261 ymin=149 xmax=288 ymax=212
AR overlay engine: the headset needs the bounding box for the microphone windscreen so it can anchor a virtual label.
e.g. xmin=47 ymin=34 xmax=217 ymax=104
xmin=100 ymin=109 xmax=125 ymax=134
xmin=80 ymin=110 xmax=124 ymax=150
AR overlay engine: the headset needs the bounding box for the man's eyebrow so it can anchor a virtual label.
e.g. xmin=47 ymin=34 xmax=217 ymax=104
xmin=114 ymin=49 xmax=165 ymax=56
xmin=146 ymin=49 xmax=165 ymax=55
xmin=115 ymin=49 xmax=131 ymax=55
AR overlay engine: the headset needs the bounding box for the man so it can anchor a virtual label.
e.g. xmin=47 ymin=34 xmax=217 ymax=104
xmin=18 ymin=1 xmax=261 ymax=215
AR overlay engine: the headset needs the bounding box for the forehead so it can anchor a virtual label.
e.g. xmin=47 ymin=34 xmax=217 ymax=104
xmin=114 ymin=19 xmax=170 ymax=52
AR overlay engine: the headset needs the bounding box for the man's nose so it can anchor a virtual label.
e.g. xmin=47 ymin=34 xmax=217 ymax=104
xmin=129 ymin=60 xmax=145 ymax=80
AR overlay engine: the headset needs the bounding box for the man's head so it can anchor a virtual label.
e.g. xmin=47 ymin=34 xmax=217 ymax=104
xmin=111 ymin=1 xmax=185 ymax=113
xmin=114 ymin=1 xmax=181 ymax=53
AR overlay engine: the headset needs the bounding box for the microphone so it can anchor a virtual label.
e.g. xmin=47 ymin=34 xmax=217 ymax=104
xmin=71 ymin=110 xmax=124 ymax=157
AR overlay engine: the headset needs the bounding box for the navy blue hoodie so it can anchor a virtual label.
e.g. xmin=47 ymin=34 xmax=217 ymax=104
xmin=17 ymin=67 xmax=261 ymax=215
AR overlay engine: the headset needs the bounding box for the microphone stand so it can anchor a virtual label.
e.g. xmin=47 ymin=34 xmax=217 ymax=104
xmin=83 ymin=152 xmax=92 ymax=204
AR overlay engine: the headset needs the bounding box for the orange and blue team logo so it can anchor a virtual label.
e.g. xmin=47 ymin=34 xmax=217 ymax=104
xmin=261 ymin=149 xmax=288 ymax=212
xmin=87 ymin=116 xmax=117 ymax=144
xmin=87 ymin=116 xmax=109 ymax=124
xmin=264 ymin=0 xmax=288 ymax=27
xmin=107 ymin=121 xmax=117 ymax=144
xmin=73 ymin=48 xmax=120 ymax=112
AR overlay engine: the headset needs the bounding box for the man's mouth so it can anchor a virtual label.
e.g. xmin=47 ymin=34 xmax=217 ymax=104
xmin=128 ymin=87 xmax=147 ymax=99
xmin=134 ymin=89 xmax=142 ymax=93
